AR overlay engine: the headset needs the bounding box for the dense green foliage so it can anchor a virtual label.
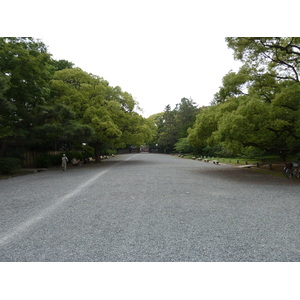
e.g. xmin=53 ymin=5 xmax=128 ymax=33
xmin=0 ymin=37 xmax=153 ymax=168
xmin=0 ymin=157 xmax=21 ymax=174
xmin=2 ymin=37 xmax=299 ymax=171
xmin=147 ymin=98 xmax=199 ymax=153
xmin=188 ymin=37 xmax=300 ymax=160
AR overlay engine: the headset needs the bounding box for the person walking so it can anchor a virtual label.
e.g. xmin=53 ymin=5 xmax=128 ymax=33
xmin=62 ymin=154 xmax=69 ymax=171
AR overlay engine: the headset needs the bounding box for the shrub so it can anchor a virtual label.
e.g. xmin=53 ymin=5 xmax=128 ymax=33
xmin=0 ymin=157 xmax=21 ymax=174
xmin=106 ymin=149 xmax=117 ymax=156
xmin=241 ymin=146 xmax=265 ymax=159
xmin=65 ymin=151 xmax=84 ymax=160
xmin=36 ymin=154 xmax=61 ymax=168
xmin=174 ymin=138 xmax=192 ymax=153
xmin=36 ymin=154 xmax=54 ymax=168
xmin=82 ymin=145 xmax=94 ymax=158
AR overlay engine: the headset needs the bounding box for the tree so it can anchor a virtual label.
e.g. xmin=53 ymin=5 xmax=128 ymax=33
xmin=212 ymin=65 xmax=251 ymax=104
xmin=155 ymin=98 xmax=198 ymax=153
xmin=52 ymin=59 xmax=74 ymax=71
xmin=33 ymin=103 xmax=94 ymax=151
xmin=51 ymin=68 xmax=152 ymax=160
xmin=174 ymin=97 xmax=198 ymax=138
xmin=174 ymin=138 xmax=192 ymax=153
xmin=226 ymin=37 xmax=300 ymax=83
xmin=146 ymin=112 xmax=163 ymax=150
xmin=157 ymin=105 xmax=178 ymax=152
xmin=192 ymin=37 xmax=300 ymax=159
xmin=0 ymin=37 xmax=54 ymax=157
xmin=188 ymin=106 xmax=216 ymax=148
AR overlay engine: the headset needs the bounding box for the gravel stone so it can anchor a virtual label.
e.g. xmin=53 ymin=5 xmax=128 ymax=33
xmin=0 ymin=153 xmax=299 ymax=261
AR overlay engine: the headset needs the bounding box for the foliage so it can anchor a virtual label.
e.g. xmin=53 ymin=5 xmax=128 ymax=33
xmin=52 ymin=59 xmax=74 ymax=71
xmin=0 ymin=37 xmax=154 ymax=165
xmin=106 ymin=149 xmax=118 ymax=156
xmin=0 ymin=37 xmax=54 ymax=158
xmin=0 ymin=157 xmax=21 ymax=174
xmin=174 ymin=138 xmax=192 ymax=153
xmin=35 ymin=154 xmax=61 ymax=168
xmin=65 ymin=151 xmax=84 ymax=160
xmin=51 ymin=68 xmax=152 ymax=160
xmin=240 ymin=146 xmax=266 ymax=159
xmin=82 ymin=144 xmax=94 ymax=158
xmin=189 ymin=37 xmax=300 ymax=161
xmin=226 ymin=37 xmax=300 ymax=82
xmin=154 ymin=98 xmax=198 ymax=152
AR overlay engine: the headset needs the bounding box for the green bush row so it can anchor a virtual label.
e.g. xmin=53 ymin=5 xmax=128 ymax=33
xmin=0 ymin=157 xmax=21 ymax=174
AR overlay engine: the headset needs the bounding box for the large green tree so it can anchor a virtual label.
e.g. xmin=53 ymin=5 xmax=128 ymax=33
xmin=189 ymin=37 xmax=300 ymax=160
xmin=0 ymin=37 xmax=54 ymax=157
xmin=174 ymin=97 xmax=198 ymax=138
xmin=51 ymin=68 xmax=152 ymax=160
xmin=0 ymin=37 xmax=153 ymax=166
xmin=156 ymin=104 xmax=178 ymax=152
xmin=156 ymin=98 xmax=198 ymax=153
xmin=226 ymin=37 xmax=300 ymax=83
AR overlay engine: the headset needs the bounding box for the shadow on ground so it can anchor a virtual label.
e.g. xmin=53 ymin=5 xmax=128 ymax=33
xmin=190 ymin=164 xmax=299 ymax=186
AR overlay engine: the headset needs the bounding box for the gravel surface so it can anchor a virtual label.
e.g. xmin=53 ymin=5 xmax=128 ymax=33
xmin=0 ymin=153 xmax=299 ymax=261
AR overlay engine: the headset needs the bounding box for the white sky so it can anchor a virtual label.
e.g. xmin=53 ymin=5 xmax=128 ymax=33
xmin=3 ymin=0 xmax=298 ymax=118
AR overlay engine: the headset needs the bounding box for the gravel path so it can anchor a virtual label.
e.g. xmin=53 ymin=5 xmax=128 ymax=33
xmin=0 ymin=153 xmax=299 ymax=261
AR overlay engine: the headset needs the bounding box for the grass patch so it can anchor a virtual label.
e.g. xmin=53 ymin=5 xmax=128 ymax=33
xmin=247 ymin=168 xmax=284 ymax=177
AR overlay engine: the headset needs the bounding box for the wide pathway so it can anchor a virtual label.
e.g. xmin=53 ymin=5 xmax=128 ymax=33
xmin=0 ymin=153 xmax=299 ymax=261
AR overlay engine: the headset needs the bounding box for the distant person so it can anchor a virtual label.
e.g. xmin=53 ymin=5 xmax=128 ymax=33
xmin=62 ymin=154 xmax=69 ymax=171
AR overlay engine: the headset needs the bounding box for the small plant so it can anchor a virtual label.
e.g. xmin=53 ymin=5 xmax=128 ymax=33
xmin=0 ymin=157 xmax=21 ymax=174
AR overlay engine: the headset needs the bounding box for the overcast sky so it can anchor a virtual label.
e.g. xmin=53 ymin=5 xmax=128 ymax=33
xmin=4 ymin=0 xmax=297 ymax=117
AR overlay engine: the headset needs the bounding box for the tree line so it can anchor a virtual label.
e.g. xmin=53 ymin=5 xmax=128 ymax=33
xmin=147 ymin=98 xmax=199 ymax=153
xmin=0 ymin=37 xmax=154 ymax=169
xmin=1 ymin=37 xmax=299 ymax=173
xmin=149 ymin=38 xmax=300 ymax=161
xmin=188 ymin=38 xmax=300 ymax=161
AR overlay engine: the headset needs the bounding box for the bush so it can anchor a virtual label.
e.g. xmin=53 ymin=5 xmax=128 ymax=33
xmin=66 ymin=151 xmax=84 ymax=160
xmin=174 ymin=138 xmax=192 ymax=153
xmin=241 ymin=146 xmax=265 ymax=159
xmin=0 ymin=157 xmax=21 ymax=174
xmin=82 ymin=145 xmax=94 ymax=158
xmin=106 ymin=149 xmax=117 ymax=156
xmin=36 ymin=154 xmax=61 ymax=168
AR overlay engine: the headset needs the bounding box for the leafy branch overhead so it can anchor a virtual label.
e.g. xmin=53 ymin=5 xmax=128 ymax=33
xmin=1 ymin=37 xmax=300 ymax=164
xmin=0 ymin=37 xmax=153 ymax=161
xmin=188 ymin=37 xmax=300 ymax=160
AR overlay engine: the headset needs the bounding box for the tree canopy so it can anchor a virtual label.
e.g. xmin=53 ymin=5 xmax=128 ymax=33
xmin=189 ymin=37 xmax=300 ymax=160
xmin=2 ymin=37 xmax=300 ymax=167
xmin=148 ymin=98 xmax=199 ymax=153
xmin=0 ymin=37 xmax=153 ymax=163
xmin=0 ymin=37 xmax=54 ymax=157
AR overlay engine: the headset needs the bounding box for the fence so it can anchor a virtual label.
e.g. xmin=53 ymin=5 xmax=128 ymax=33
xmin=23 ymin=151 xmax=64 ymax=167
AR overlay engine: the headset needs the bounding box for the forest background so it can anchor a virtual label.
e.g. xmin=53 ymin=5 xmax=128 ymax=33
xmin=1 ymin=37 xmax=300 ymax=173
